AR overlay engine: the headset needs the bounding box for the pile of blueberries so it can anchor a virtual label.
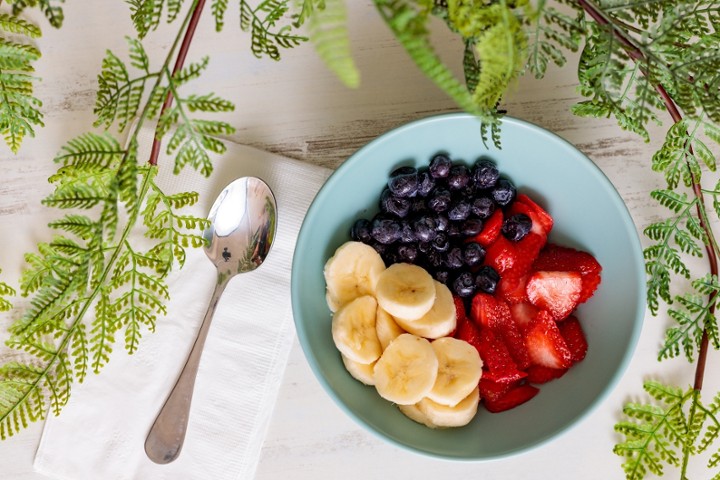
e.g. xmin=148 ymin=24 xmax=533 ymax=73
xmin=350 ymin=153 xmax=532 ymax=298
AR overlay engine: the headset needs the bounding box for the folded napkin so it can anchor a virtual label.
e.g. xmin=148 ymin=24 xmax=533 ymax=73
xmin=33 ymin=127 xmax=332 ymax=480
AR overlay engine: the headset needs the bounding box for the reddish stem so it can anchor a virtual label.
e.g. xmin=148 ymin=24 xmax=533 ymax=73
xmin=577 ymin=0 xmax=717 ymax=391
xmin=148 ymin=0 xmax=207 ymax=166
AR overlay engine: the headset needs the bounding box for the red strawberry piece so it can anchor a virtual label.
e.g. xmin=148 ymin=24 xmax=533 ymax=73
xmin=526 ymin=365 xmax=568 ymax=384
xmin=471 ymin=209 xmax=503 ymax=247
xmin=509 ymin=202 xmax=547 ymax=241
xmin=497 ymin=273 xmax=529 ymax=304
xmin=513 ymin=232 xmax=546 ymax=274
xmin=476 ymin=327 xmax=526 ymax=384
xmin=525 ymin=310 xmax=573 ymax=369
xmin=525 ymin=270 xmax=582 ymax=320
xmin=496 ymin=308 xmax=532 ymax=371
xmin=509 ymin=302 xmax=539 ymax=334
xmin=558 ymin=315 xmax=588 ymax=363
xmin=470 ymin=292 xmax=503 ymax=329
xmin=482 ymin=384 xmax=540 ymax=413
xmin=515 ymin=193 xmax=554 ymax=234
xmin=532 ymin=244 xmax=602 ymax=303
xmin=486 ymin=233 xmax=545 ymax=279
xmin=455 ymin=306 xmax=483 ymax=352
xmin=478 ymin=378 xmax=513 ymax=404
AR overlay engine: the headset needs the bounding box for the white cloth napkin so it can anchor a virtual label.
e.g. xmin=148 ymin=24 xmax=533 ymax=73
xmin=32 ymin=128 xmax=332 ymax=480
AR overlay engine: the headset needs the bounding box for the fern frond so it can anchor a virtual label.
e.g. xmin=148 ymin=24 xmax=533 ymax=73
xmin=127 ymin=0 xmax=187 ymax=38
xmin=240 ymin=0 xmax=307 ymax=60
xmin=0 ymin=269 xmax=15 ymax=312
xmin=7 ymin=0 xmax=64 ymax=28
xmin=526 ymin=0 xmax=583 ymax=78
xmin=303 ymin=0 xmax=359 ymax=88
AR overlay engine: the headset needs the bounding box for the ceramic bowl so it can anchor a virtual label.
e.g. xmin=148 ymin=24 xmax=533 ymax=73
xmin=291 ymin=113 xmax=645 ymax=460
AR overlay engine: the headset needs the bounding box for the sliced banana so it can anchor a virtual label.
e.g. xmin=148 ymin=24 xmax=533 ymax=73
xmin=427 ymin=337 xmax=483 ymax=407
xmin=324 ymin=241 xmax=386 ymax=312
xmin=341 ymin=354 xmax=376 ymax=386
xmin=373 ymin=333 xmax=439 ymax=405
xmin=331 ymin=295 xmax=382 ymax=364
xmin=417 ymin=387 xmax=480 ymax=428
xmin=393 ymin=281 xmax=457 ymax=339
xmin=375 ymin=263 xmax=436 ymax=320
xmin=398 ymin=403 xmax=439 ymax=429
xmin=376 ymin=306 xmax=405 ymax=350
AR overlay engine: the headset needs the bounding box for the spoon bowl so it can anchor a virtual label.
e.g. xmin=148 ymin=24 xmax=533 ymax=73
xmin=145 ymin=176 xmax=277 ymax=464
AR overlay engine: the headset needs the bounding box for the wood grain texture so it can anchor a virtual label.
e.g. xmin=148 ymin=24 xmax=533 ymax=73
xmin=1 ymin=1 xmax=716 ymax=479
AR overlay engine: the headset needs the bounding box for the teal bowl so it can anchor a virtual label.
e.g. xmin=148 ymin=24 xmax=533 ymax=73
xmin=291 ymin=113 xmax=645 ymax=460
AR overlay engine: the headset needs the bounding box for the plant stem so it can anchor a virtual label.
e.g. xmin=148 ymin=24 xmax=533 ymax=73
xmin=148 ymin=0 xmax=207 ymax=166
xmin=576 ymin=0 xmax=718 ymax=392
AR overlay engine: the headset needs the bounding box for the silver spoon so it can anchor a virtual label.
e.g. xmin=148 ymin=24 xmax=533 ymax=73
xmin=144 ymin=176 xmax=277 ymax=464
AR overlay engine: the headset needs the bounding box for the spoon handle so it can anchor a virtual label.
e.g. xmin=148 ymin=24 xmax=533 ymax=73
xmin=144 ymin=279 xmax=227 ymax=464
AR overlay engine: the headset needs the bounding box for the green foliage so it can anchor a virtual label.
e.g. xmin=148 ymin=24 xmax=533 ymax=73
xmin=0 ymin=270 xmax=15 ymax=312
xmin=615 ymin=381 xmax=720 ymax=480
xmin=0 ymin=12 xmax=43 ymax=153
xmin=298 ymin=0 xmax=360 ymax=88
xmin=6 ymin=0 xmax=64 ymax=28
xmin=238 ymin=0 xmax=307 ymax=60
xmin=127 ymin=0 xmax=187 ymax=38
xmin=526 ymin=0 xmax=583 ymax=78
xmin=0 ymin=5 xmax=232 ymax=440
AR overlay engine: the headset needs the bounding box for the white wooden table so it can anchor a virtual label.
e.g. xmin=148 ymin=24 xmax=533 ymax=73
xmin=2 ymin=2 xmax=716 ymax=479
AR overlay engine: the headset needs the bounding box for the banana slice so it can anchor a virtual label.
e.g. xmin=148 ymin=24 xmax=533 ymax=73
xmin=341 ymin=354 xmax=376 ymax=386
xmin=376 ymin=306 xmax=405 ymax=350
xmin=324 ymin=241 xmax=386 ymax=312
xmin=427 ymin=337 xmax=483 ymax=407
xmin=331 ymin=295 xmax=382 ymax=364
xmin=375 ymin=263 xmax=436 ymax=320
xmin=398 ymin=403 xmax=439 ymax=429
xmin=393 ymin=281 xmax=457 ymax=339
xmin=373 ymin=333 xmax=438 ymax=405
xmin=417 ymin=387 xmax=480 ymax=428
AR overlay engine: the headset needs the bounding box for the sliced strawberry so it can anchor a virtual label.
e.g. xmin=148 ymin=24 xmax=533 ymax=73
xmin=509 ymin=302 xmax=539 ymax=334
xmin=455 ymin=306 xmax=483 ymax=352
xmin=476 ymin=327 xmax=526 ymax=384
xmin=509 ymin=201 xmax=547 ymax=241
xmin=532 ymin=244 xmax=602 ymax=303
xmin=470 ymin=292 xmax=505 ymax=329
xmin=558 ymin=315 xmax=588 ymax=363
xmin=495 ymin=307 xmax=532 ymax=370
xmin=497 ymin=273 xmax=529 ymax=304
xmin=513 ymin=232 xmax=546 ymax=274
xmin=526 ymin=365 xmax=568 ymax=384
xmin=525 ymin=310 xmax=573 ymax=369
xmin=486 ymin=233 xmax=545 ymax=279
xmin=525 ymin=270 xmax=582 ymax=320
xmin=482 ymin=384 xmax=540 ymax=413
xmin=515 ymin=193 xmax=553 ymax=234
xmin=478 ymin=378 xmax=514 ymax=403
xmin=471 ymin=209 xmax=503 ymax=247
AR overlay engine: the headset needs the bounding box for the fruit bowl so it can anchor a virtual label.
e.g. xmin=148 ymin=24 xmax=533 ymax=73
xmin=290 ymin=113 xmax=645 ymax=460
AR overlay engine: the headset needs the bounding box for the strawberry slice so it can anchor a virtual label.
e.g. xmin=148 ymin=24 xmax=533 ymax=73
xmin=526 ymin=365 xmax=568 ymax=384
xmin=454 ymin=305 xmax=483 ymax=352
xmin=525 ymin=310 xmax=573 ymax=369
xmin=532 ymin=244 xmax=602 ymax=303
xmin=497 ymin=273 xmax=529 ymax=304
xmin=482 ymin=384 xmax=540 ymax=413
xmin=486 ymin=233 xmax=545 ymax=279
xmin=476 ymin=327 xmax=526 ymax=384
xmin=509 ymin=302 xmax=539 ymax=334
xmin=471 ymin=209 xmax=503 ymax=247
xmin=526 ymin=270 xmax=582 ymax=320
xmin=470 ymin=292 xmax=504 ymax=329
xmin=515 ymin=193 xmax=553 ymax=234
xmin=478 ymin=378 xmax=514 ymax=404
xmin=558 ymin=315 xmax=588 ymax=363
xmin=508 ymin=201 xmax=547 ymax=241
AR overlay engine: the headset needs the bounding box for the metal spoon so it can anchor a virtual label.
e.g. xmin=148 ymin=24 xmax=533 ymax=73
xmin=144 ymin=176 xmax=277 ymax=464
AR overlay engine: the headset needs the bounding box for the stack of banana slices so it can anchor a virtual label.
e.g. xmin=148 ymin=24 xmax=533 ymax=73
xmin=325 ymin=241 xmax=484 ymax=429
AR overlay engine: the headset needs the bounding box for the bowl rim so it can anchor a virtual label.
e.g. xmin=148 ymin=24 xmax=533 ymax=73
xmin=291 ymin=112 xmax=647 ymax=460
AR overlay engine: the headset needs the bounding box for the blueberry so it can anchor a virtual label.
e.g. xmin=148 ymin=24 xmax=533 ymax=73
xmin=399 ymin=220 xmax=416 ymax=243
xmin=381 ymin=246 xmax=400 ymax=265
xmin=471 ymin=196 xmax=495 ymax=219
xmin=491 ymin=178 xmax=516 ymax=206
xmin=427 ymin=188 xmax=451 ymax=213
xmin=371 ymin=242 xmax=388 ymax=257
xmin=380 ymin=188 xmax=411 ymax=218
xmin=410 ymin=197 xmax=426 ymax=213
xmin=434 ymin=214 xmax=450 ymax=232
xmin=472 ymin=159 xmax=500 ymax=189
xmin=448 ymin=200 xmax=471 ymax=221
xmin=371 ymin=217 xmax=401 ymax=244
xmin=413 ymin=215 xmax=437 ymax=242
xmin=397 ymin=244 xmax=418 ymax=263
xmin=445 ymin=247 xmax=464 ymax=270
xmin=461 ymin=217 xmax=483 ymax=237
xmin=502 ymin=213 xmax=532 ymax=241
xmin=429 ymin=154 xmax=452 ymax=179
xmin=475 ymin=266 xmax=500 ymax=294
xmin=417 ymin=170 xmax=436 ymax=197
xmin=463 ymin=242 xmax=486 ymax=267
xmin=447 ymin=165 xmax=471 ymax=190
xmin=426 ymin=249 xmax=444 ymax=269
xmin=453 ymin=271 xmax=476 ymax=298
xmin=434 ymin=270 xmax=450 ymax=284
xmin=447 ymin=222 xmax=462 ymax=238
xmin=388 ymin=166 xmax=419 ymax=198
xmin=350 ymin=218 xmax=372 ymax=243
xmin=417 ymin=241 xmax=433 ymax=254
xmin=432 ymin=232 xmax=450 ymax=252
